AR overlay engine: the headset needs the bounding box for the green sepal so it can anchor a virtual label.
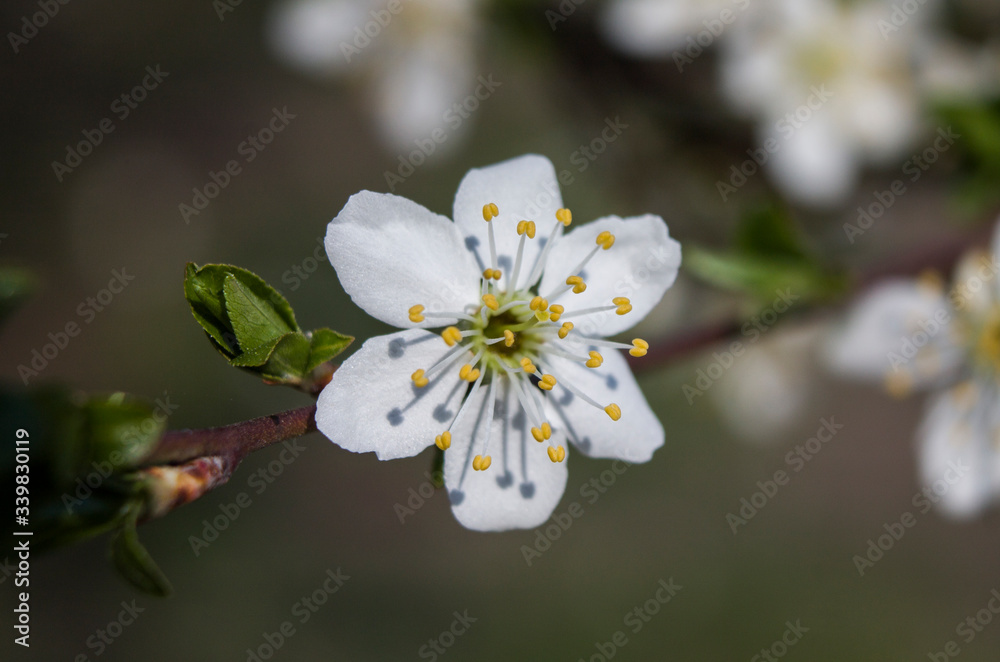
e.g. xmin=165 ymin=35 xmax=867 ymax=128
xmin=109 ymin=501 xmax=173 ymax=597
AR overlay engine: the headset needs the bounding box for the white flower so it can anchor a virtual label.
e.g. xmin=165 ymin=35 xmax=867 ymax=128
xmin=316 ymin=154 xmax=682 ymax=530
xmin=267 ymin=0 xmax=479 ymax=151
xmin=719 ymin=0 xmax=995 ymax=207
xmin=600 ymin=0 xmax=734 ymax=58
xmin=825 ymin=225 xmax=1000 ymax=517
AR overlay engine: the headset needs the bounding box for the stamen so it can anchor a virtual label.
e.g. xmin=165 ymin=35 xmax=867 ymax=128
xmin=408 ymin=304 xmax=425 ymax=323
xmin=483 ymin=203 xmax=500 ymax=273
xmin=519 ymin=357 xmax=537 ymax=373
xmin=605 ymin=403 xmax=622 ymax=421
xmin=566 ymin=276 xmax=587 ymax=294
xmin=596 ymin=231 xmax=616 ymax=250
xmin=473 ymin=455 xmax=493 ymax=471
xmin=482 ymin=202 xmax=499 ymax=221
xmin=411 ymin=369 xmax=429 ymax=388
xmin=459 ymin=364 xmax=481 ymax=382
xmin=517 ymin=220 xmax=537 ymax=239
xmin=435 ymin=431 xmax=451 ymax=450
xmin=504 ymin=329 xmax=515 ymax=347
xmin=524 ymin=213 xmax=569 ymax=286
xmin=629 ymin=339 xmax=649 ymax=357
xmin=441 ymin=326 xmax=463 ymax=346
xmin=424 ymin=344 xmax=471 ymax=379
xmin=482 ymin=268 xmax=502 ymax=281
xmin=613 ymin=297 xmax=632 ymax=315
xmin=549 ymin=304 xmax=564 ymax=322
xmin=547 ymin=445 xmax=566 ymax=463
xmin=531 ymin=422 xmax=553 ymax=442
xmin=556 ymin=208 xmax=572 ymax=226
xmin=530 ymin=296 xmax=549 ymax=311
xmin=509 ymin=231 xmax=527 ymax=291
xmin=536 ymin=360 xmax=620 ymax=420
xmin=474 ymin=375 xmax=499 ymax=472
xmin=482 ymin=293 xmax=499 ymax=311
xmin=558 ymin=322 xmax=574 ymax=339
xmin=585 ymin=351 xmax=603 ymax=368
xmin=537 ymin=374 xmax=557 ymax=391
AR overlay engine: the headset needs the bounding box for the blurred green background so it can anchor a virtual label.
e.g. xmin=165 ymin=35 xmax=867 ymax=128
xmin=3 ymin=0 xmax=1000 ymax=660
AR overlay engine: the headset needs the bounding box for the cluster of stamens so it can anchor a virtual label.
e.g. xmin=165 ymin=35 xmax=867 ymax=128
xmin=409 ymin=202 xmax=649 ymax=472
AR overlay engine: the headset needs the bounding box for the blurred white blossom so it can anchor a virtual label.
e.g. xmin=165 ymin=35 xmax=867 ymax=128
xmin=267 ymin=0 xmax=480 ymax=152
xmin=825 ymin=222 xmax=1000 ymax=518
xmin=600 ymin=0 xmax=738 ymax=58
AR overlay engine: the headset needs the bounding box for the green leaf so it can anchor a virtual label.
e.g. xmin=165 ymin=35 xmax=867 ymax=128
xmin=734 ymin=206 xmax=808 ymax=260
xmin=110 ymin=504 xmax=172 ymax=597
xmin=223 ymin=274 xmax=296 ymax=351
xmin=80 ymin=393 xmax=168 ymax=470
xmin=306 ymin=328 xmax=353 ymax=372
xmin=0 ymin=267 xmax=36 ymax=327
xmin=229 ymin=333 xmax=292 ymax=368
xmin=260 ymin=332 xmax=312 ymax=382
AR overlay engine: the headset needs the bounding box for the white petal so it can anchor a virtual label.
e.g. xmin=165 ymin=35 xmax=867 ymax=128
xmin=763 ymin=114 xmax=858 ymax=208
xmin=601 ymin=0 xmax=725 ymax=57
xmin=540 ymin=214 xmax=681 ymax=337
xmin=326 ymin=191 xmax=480 ymax=328
xmin=823 ymin=279 xmax=962 ymax=389
xmin=316 ymin=329 xmax=471 ymax=460
xmin=951 ymin=248 xmax=998 ymax=317
xmin=452 ymin=154 xmax=564 ymax=288
xmin=541 ymin=350 xmax=663 ymax=463
xmin=917 ymin=383 xmax=1000 ymax=519
xmin=446 ymin=377 xmax=569 ymax=531
xmin=267 ymin=0 xmax=367 ymax=75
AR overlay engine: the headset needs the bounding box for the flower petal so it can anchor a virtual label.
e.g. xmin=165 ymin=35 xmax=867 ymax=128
xmin=601 ymin=0 xmax=725 ymax=56
xmin=316 ymin=329 xmax=471 ymax=460
xmin=446 ymin=377 xmax=568 ymax=531
xmin=539 ymin=214 xmax=680 ymax=337
xmin=541 ymin=350 xmax=663 ymax=463
xmin=823 ymin=279 xmax=962 ymax=390
xmin=267 ymin=0 xmax=367 ymax=76
xmin=917 ymin=383 xmax=1000 ymax=519
xmin=452 ymin=154 xmax=564 ymax=289
xmin=326 ymin=191 xmax=481 ymax=328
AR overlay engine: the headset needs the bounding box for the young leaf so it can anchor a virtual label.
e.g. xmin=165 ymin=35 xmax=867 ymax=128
xmin=306 ymin=328 xmax=353 ymax=372
xmin=110 ymin=504 xmax=173 ymax=597
xmin=223 ymin=274 xmax=296 ymax=351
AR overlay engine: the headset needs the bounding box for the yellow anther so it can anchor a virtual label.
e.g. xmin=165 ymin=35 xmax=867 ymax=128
xmin=503 ymin=329 xmax=515 ymax=347
xmin=596 ymin=231 xmax=616 ymax=250
xmin=529 ymin=296 xmax=548 ymax=311
xmin=473 ymin=454 xmax=492 ymax=471
xmin=549 ymin=304 xmax=564 ymax=322
xmin=459 ymin=364 xmax=480 ymax=382
xmin=482 ymin=268 xmax=502 ymax=281
xmin=520 ymin=357 xmax=537 ymax=373
xmin=558 ymin=322 xmax=574 ymax=339
xmin=411 ymin=369 xmax=429 ymax=388
xmin=556 ymin=208 xmax=572 ymax=226
xmin=531 ymin=422 xmax=553 ymax=443
xmin=482 ymin=293 xmax=499 ymax=311
xmin=629 ymin=338 xmax=649 ymax=358
xmin=441 ymin=326 xmax=462 ymax=346
xmin=547 ymin=445 xmax=566 ymax=463
xmin=605 ymin=403 xmax=622 ymax=421
xmin=516 ymin=220 xmax=536 ymax=239
xmin=586 ymin=351 xmax=604 ymax=368
xmin=483 ymin=202 xmax=499 ymax=222
xmin=408 ymin=304 xmax=425 ymax=323
xmin=565 ymin=275 xmax=587 ymax=294
xmin=613 ymin=297 xmax=632 ymax=315
xmin=538 ymin=374 xmax=557 ymax=391
xmin=435 ymin=431 xmax=451 ymax=450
